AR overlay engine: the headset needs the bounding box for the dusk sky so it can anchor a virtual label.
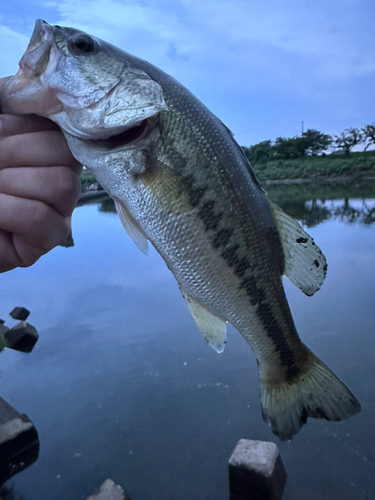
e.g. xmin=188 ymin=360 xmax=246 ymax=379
xmin=1 ymin=0 xmax=374 ymax=146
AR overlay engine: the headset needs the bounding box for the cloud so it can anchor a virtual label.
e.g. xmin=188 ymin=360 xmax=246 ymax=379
xmin=0 ymin=24 xmax=30 ymax=76
xmin=2 ymin=0 xmax=374 ymax=143
xmin=38 ymin=0 xmax=375 ymax=93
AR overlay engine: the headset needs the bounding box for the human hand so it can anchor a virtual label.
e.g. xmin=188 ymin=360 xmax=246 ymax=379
xmin=0 ymin=77 xmax=82 ymax=273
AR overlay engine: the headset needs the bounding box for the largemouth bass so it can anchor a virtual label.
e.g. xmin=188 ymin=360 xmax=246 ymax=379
xmin=1 ymin=20 xmax=360 ymax=440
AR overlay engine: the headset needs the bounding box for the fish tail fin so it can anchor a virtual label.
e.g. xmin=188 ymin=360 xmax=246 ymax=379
xmin=260 ymin=350 xmax=361 ymax=440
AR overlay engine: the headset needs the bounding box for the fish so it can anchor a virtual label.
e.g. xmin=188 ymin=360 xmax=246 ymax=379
xmin=1 ymin=19 xmax=360 ymax=440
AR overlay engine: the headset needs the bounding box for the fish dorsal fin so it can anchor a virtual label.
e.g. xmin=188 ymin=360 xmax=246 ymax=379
xmin=114 ymin=198 xmax=149 ymax=255
xmin=270 ymin=201 xmax=327 ymax=296
xmin=217 ymin=117 xmax=234 ymax=137
xmin=182 ymin=291 xmax=227 ymax=353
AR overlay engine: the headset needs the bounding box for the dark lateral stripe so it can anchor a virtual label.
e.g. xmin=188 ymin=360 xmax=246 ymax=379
xmin=217 ymin=234 xmax=299 ymax=380
xmin=198 ymin=200 xmax=223 ymax=231
xmin=179 ymin=173 xmax=299 ymax=380
xmin=257 ymin=302 xmax=301 ymax=380
xmin=239 ymin=275 xmax=266 ymax=305
xmin=212 ymin=228 xmax=233 ymax=249
xmin=182 ymin=174 xmax=208 ymax=207
xmin=220 ymin=243 xmax=252 ymax=279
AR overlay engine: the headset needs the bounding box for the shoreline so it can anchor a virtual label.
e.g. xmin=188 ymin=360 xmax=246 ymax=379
xmin=79 ymin=175 xmax=375 ymax=199
xmin=262 ymin=175 xmax=375 ymax=185
xmin=77 ymin=190 xmax=110 ymax=206
xmin=77 ymin=175 xmax=375 ymax=208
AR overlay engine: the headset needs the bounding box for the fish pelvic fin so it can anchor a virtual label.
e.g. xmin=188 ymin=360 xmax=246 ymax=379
xmin=260 ymin=349 xmax=361 ymax=441
xmin=270 ymin=201 xmax=327 ymax=296
xmin=181 ymin=291 xmax=227 ymax=353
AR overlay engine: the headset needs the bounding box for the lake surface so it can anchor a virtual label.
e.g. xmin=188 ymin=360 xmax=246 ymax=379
xmin=0 ymin=181 xmax=374 ymax=500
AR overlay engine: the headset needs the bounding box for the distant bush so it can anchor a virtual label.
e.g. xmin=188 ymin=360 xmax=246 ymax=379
xmin=241 ymin=124 xmax=375 ymax=180
xmin=243 ymin=140 xmax=274 ymax=164
xmin=80 ymin=170 xmax=103 ymax=191
xmin=334 ymin=128 xmax=363 ymax=156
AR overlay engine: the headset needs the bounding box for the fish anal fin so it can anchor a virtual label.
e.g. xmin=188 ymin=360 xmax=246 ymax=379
xmin=114 ymin=198 xmax=149 ymax=255
xmin=182 ymin=291 xmax=227 ymax=353
xmin=270 ymin=201 xmax=327 ymax=296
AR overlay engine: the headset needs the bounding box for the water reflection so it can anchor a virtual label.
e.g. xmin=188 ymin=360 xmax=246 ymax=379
xmin=1 ymin=179 xmax=374 ymax=500
xmin=302 ymin=198 xmax=375 ymax=227
xmin=98 ymin=197 xmax=117 ymax=213
xmin=0 ymin=485 xmax=25 ymax=500
xmin=85 ymin=180 xmax=375 ymax=228
xmin=266 ymin=180 xmax=375 ymax=227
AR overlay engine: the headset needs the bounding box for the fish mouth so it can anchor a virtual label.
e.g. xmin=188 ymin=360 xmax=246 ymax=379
xmin=19 ymin=19 xmax=54 ymax=78
xmin=1 ymin=19 xmax=62 ymax=115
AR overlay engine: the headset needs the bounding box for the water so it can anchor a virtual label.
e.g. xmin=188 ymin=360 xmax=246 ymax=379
xmin=0 ymin=181 xmax=374 ymax=500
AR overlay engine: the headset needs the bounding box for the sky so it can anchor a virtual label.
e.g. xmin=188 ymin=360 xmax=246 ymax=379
xmin=1 ymin=0 xmax=374 ymax=146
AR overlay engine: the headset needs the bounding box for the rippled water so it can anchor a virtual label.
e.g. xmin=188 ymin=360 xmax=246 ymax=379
xmin=0 ymin=181 xmax=374 ymax=500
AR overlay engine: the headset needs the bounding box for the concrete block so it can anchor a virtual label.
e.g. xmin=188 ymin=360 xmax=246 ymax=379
xmin=0 ymin=397 xmax=39 ymax=483
xmin=0 ymin=323 xmax=8 ymax=336
xmin=4 ymin=322 xmax=39 ymax=353
xmin=86 ymin=479 xmax=131 ymax=500
xmin=229 ymin=439 xmax=287 ymax=500
xmin=10 ymin=307 xmax=30 ymax=321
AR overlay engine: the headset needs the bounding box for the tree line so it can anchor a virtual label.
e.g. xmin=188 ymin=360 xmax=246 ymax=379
xmin=242 ymin=125 xmax=375 ymax=164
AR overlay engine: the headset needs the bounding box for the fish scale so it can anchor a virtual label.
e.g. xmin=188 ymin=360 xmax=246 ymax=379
xmin=1 ymin=19 xmax=361 ymax=440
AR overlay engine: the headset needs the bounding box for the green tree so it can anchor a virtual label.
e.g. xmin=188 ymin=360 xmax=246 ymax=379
xmin=334 ymin=128 xmax=363 ymax=155
xmin=302 ymin=129 xmax=332 ymax=155
xmin=362 ymin=124 xmax=375 ymax=151
xmin=242 ymin=140 xmax=274 ymax=164
xmin=274 ymin=136 xmax=306 ymax=159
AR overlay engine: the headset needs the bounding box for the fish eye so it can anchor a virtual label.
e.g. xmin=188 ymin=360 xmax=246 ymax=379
xmin=68 ymin=34 xmax=97 ymax=55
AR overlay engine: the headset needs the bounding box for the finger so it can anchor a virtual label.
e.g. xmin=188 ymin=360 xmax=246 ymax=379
xmin=0 ymin=193 xmax=71 ymax=252
xmin=0 ymin=225 xmax=70 ymax=272
xmin=0 ymin=228 xmax=44 ymax=272
xmin=0 ymin=114 xmax=59 ymax=138
xmin=0 ymin=76 xmax=11 ymax=94
xmin=0 ymin=129 xmax=81 ymax=172
xmin=0 ymin=229 xmax=21 ymax=272
xmin=0 ymin=166 xmax=81 ymax=217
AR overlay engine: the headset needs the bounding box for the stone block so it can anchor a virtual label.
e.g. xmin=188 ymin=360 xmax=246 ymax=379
xmin=229 ymin=439 xmax=287 ymax=500
xmin=9 ymin=307 xmax=30 ymax=321
xmin=86 ymin=479 xmax=131 ymax=500
xmin=0 ymin=323 xmax=9 ymax=336
xmin=0 ymin=397 xmax=39 ymax=483
xmin=4 ymin=322 xmax=39 ymax=353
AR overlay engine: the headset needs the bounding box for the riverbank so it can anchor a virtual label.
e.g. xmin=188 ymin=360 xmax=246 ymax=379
xmin=263 ymin=175 xmax=375 ymax=185
xmin=251 ymin=150 xmax=375 ymax=182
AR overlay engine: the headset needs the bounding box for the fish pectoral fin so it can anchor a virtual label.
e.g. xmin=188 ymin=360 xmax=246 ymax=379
xmin=114 ymin=198 xmax=149 ymax=255
xmin=182 ymin=291 xmax=227 ymax=353
xmin=270 ymin=201 xmax=327 ymax=296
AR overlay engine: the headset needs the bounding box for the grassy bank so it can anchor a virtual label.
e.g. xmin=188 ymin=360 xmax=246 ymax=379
xmin=80 ymin=150 xmax=375 ymax=191
xmin=250 ymin=150 xmax=375 ymax=181
xmin=80 ymin=169 xmax=103 ymax=191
